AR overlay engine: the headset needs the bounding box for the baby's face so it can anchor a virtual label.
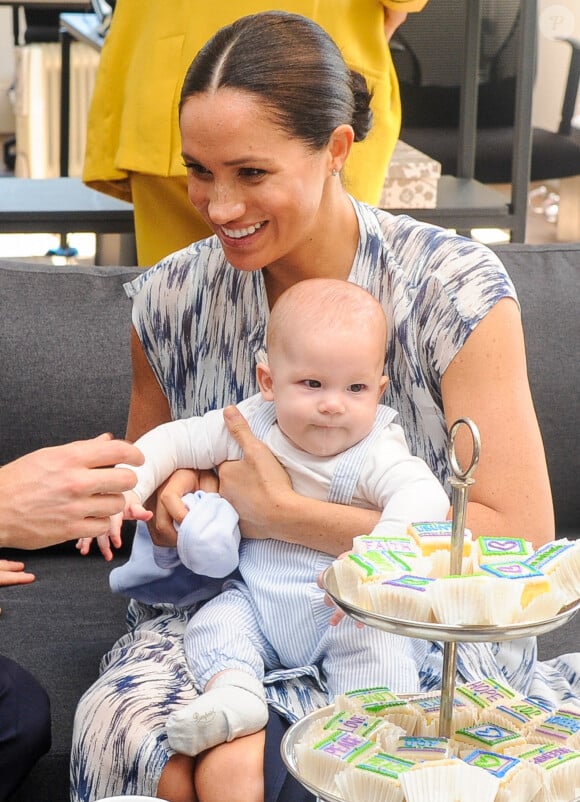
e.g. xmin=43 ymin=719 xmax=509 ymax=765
xmin=265 ymin=327 xmax=388 ymax=457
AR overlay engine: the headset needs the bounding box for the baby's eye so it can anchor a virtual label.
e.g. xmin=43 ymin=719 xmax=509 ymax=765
xmin=303 ymin=379 xmax=321 ymax=389
xmin=348 ymin=383 xmax=367 ymax=393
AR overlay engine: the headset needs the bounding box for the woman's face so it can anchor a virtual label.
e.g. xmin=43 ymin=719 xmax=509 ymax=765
xmin=180 ymin=89 xmax=331 ymax=271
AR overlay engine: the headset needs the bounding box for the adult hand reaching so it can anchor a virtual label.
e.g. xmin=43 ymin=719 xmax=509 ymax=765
xmin=0 ymin=434 xmax=144 ymax=549
xmin=218 ymin=405 xmax=293 ymax=540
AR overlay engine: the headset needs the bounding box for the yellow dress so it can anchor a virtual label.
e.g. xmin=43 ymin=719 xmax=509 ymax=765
xmin=83 ymin=0 xmax=428 ymax=265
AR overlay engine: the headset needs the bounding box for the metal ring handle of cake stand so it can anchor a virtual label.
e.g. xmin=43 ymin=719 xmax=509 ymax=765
xmin=439 ymin=417 xmax=481 ymax=738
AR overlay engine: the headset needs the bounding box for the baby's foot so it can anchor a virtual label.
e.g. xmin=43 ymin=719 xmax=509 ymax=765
xmin=167 ymin=682 xmax=268 ymax=756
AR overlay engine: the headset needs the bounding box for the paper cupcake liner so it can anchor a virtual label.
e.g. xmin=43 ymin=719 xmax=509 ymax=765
xmin=366 ymin=581 xmax=434 ymax=622
xmin=429 ymin=549 xmax=474 ymax=578
xmin=376 ymin=706 xmax=421 ymax=734
xmin=401 ymin=758 xmax=500 ymax=802
xmin=553 ymin=557 xmax=580 ymax=605
xmin=542 ymin=761 xmax=580 ymax=802
xmin=335 ymin=766 xmax=405 ymax=802
xmin=330 ymin=558 xmax=363 ymax=606
xmin=294 ymin=742 xmax=344 ymax=795
xmin=517 ymin=588 xmax=565 ymax=623
xmin=487 ymin=763 xmax=541 ymax=802
xmin=431 ymin=576 xmax=522 ymax=626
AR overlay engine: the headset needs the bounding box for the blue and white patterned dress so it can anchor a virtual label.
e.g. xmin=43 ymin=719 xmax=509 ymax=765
xmin=70 ymin=199 xmax=580 ymax=801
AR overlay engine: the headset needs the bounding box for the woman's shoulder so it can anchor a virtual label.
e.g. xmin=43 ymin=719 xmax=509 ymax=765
xmin=352 ymin=201 xmax=515 ymax=304
xmin=365 ymin=203 xmax=508 ymax=276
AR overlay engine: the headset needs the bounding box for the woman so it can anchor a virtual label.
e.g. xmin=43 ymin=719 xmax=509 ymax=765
xmin=71 ymin=11 xmax=562 ymax=802
xmin=83 ymin=0 xmax=428 ymax=265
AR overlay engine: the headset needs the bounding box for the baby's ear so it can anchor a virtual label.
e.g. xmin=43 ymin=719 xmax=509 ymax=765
xmin=379 ymin=375 xmax=389 ymax=397
xmin=256 ymin=359 xmax=274 ymax=400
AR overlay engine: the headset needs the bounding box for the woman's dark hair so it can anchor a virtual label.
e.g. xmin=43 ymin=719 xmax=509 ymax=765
xmin=179 ymin=11 xmax=373 ymax=149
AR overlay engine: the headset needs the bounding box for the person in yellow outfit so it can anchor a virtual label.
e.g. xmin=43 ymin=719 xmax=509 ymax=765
xmin=83 ymin=0 xmax=428 ymax=266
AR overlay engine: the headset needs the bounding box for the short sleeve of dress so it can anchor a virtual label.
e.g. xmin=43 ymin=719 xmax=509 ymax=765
xmin=124 ymin=243 xmax=207 ymax=413
xmin=124 ymin=238 xmax=268 ymax=420
xmin=357 ymin=206 xmax=518 ymax=398
xmin=396 ymin=226 xmax=519 ymax=393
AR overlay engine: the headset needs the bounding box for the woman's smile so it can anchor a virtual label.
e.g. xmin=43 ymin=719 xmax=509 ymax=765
xmin=220 ymin=221 xmax=266 ymax=240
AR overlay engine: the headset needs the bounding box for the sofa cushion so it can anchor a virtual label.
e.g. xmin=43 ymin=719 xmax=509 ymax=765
xmin=492 ymin=243 xmax=580 ymax=537
xmin=0 ymin=260 xmax=140 ymax=466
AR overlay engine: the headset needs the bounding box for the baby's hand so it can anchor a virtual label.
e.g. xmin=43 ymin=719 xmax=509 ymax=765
xmin=319 ymin=551 xmax=364 ymax=628
xmin=124 ymin=494 xmax=154 ymax=525
xmin=76 ymin=491 xmax=152 ymax=561
xmin=76 ymin=511 xmax=124 ymax=561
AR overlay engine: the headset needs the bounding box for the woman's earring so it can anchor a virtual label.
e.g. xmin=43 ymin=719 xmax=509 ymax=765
xmin=332 ymin=168 xmax=339 ymax=177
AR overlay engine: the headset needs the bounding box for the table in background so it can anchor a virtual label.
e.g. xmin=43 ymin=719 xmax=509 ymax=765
xmin=0 ymin=177 xmax=135 ymax=264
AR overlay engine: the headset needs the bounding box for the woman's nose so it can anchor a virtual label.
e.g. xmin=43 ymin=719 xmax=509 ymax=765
xmin=207 ymin=185 xmax=245 ymax=224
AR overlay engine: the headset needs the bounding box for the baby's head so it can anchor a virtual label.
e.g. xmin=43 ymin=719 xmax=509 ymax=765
xmin=257 ymin=278 xmax=388 ymax=457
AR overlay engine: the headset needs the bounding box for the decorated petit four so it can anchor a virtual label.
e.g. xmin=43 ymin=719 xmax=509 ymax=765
xmin=485 ymin=696 xmax=553 ymax=734
xmin=453 ymin=722 xmax=526 ymax=755
xmin=294 ymin=729 xmax=376 ymax=796
xmin=518 ymin=743 xmax=580 ymax=802
xmin=527 ymin=704 xmax=580 ymax=749
xmin=409 ymin=692 xmax=477 ymax=736
xmin=335 ymin=751 xmax=415 ymax=802
xmin=455 ymin=678 xmax=519 ymax=716
xmin=332 ymin=550 xmax=414 ymax=605
xmin=474 ymin=536 xmax=534 ymax=567
xmin=462 ymin=749 xmax=541 ymax=802
xmin=393 ymin=735 xmax=455 ymax=761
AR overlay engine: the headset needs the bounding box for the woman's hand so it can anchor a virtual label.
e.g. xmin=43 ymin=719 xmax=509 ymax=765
xmin=317 ymin=554 xmax=364 ymax=628
xmin=217 ymin=405 xmax=293 ymax=540
xmin=219 ymin=405 xmax=380 ymax=552
xmin=0 ymin=559 xmax=36 ymax=587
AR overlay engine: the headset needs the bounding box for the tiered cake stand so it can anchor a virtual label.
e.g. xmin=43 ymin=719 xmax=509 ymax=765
xmin=281 ymin=419 xmax=580 ymax=802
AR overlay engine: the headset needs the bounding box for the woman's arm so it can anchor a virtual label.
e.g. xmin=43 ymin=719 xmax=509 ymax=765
xmin=127 ymin=327 xmax=220 ymax=545
xmin=126 ymin=326 xmax=172 ymax=441
xmin=441 ymin=297 xmax=554 ymax=547
xmin=127 ymin=327 xmax=185 ymax=545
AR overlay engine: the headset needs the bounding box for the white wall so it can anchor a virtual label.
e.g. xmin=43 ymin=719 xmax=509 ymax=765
xmin=0 ymin=7 xmax=16 ymax=134
xmin=533 ymin=0 xmax=580 ymax=130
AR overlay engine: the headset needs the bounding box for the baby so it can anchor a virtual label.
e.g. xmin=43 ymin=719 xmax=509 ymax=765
xmin=86 ymin=277 xmax=449 ymax=756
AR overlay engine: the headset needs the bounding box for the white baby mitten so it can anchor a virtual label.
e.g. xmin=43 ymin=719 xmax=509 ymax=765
xmin=176 ymin=490 xmax=241 ymax=578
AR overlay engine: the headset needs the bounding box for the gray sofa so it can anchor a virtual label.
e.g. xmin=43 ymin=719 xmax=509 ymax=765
xmin=0 ymin=243 xmax=578 ymax=802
